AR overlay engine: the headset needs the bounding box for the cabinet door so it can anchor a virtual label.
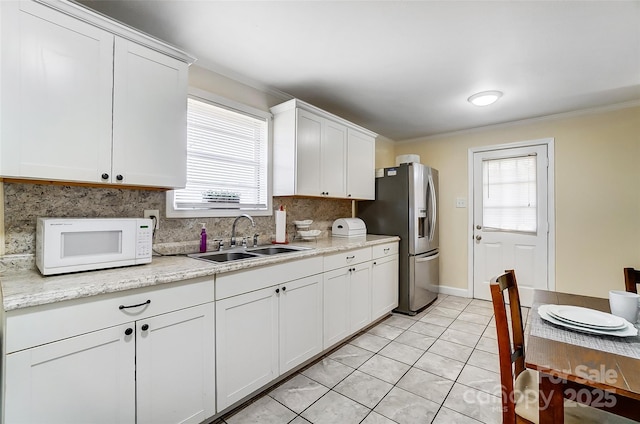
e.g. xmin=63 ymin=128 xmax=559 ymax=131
xmin=5 ymin=324 xmax=135 ymax=424
xmin=136 ymin=303 xmax=215 ymax=424
xmin=347 ymin=129 xmax=376 ymax=200
xmin=279 ymin=275 xmax=323 ymax=374
xmin=321 ymin=120 xmax=347 ymax=198
xmin=112 ymin=38 xmax=188 ymax=188
xmin=323 ymin=268 xmax=351 ymax=349
xmin=216 ymin=286 xmax=279 ymax=411
xmin=295 ymin=109 xmax=323 ymax=196
xmin=0 ymin=1 xmax=113 ymax=182
xmin=371 ymin=255 xmax=399 ymax=321
xmin=350 ymin=263 xmax=372 ymax=331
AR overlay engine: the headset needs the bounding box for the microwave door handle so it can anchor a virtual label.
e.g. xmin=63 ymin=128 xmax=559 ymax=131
xmin=428 ymin=174 xmax=437 ymax=241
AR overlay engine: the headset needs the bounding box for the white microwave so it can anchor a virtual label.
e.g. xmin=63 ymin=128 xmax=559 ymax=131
xmin=36 ymin=218 xmax=153 ymax=275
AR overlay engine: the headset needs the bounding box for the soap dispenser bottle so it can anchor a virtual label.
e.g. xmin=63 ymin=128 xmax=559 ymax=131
xmin=199 ymin=223 xmax=207 ymax=253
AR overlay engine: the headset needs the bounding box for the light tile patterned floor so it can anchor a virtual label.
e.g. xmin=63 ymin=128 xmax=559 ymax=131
xmin=220 ymin=295 xmax=530 ymax=424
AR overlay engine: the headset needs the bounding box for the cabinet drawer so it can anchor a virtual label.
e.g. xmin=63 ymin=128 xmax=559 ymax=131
xmin=372 ymin=242 xmax=399 ymax=259
xmin=323 ymin=247 xmax=372 ymax=272
xmin=6 ymin=277 xmax=214 ymax=353
xmin=216 ymin=256 xmax=323 ymax=300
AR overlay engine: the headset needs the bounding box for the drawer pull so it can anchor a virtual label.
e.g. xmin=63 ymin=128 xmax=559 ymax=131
xmin=124 ymin=328 xmax=133 ymax=336
xmin=141 ymin=324 xmax=149 ymax=331
xmin=119 ymin=299 xmax=151 ymax=310
xmin=346 ymin=255 xmax=355 ymax=260
xmin=384 ymin=248 xmax=390 ymax=253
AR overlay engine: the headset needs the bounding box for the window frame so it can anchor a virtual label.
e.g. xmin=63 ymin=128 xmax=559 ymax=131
xmin=166 ymin=87 xmax=273 ymax=218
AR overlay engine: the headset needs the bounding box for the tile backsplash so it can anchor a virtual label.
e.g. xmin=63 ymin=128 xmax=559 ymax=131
xmin=2 ymin=182 xmax=353 ymax=255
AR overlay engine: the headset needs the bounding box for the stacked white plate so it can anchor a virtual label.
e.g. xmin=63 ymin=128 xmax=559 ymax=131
xmin=538 ymin=304 xmax=638 ymax=337
xmin=293 ymin=220 xmax=321 ymax=240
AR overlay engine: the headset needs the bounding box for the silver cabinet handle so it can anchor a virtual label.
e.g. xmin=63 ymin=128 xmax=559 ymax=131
xmin=346 ymin=255 xmax=355 ymax=260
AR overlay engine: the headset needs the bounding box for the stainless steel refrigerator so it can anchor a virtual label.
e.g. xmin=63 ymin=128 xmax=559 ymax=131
xmin=358 ymin=163 xmax=439 ymax=315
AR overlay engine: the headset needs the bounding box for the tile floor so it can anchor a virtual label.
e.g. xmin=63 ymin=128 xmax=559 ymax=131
xmin=218 ymin=295 xmax=530 ymax=424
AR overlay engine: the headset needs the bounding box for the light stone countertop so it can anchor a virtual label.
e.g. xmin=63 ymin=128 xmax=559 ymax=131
xmin=0 ymin=235 xmax=399 ymax=312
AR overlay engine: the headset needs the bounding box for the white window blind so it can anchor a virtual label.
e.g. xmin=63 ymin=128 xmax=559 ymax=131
xmin=482 ymin=155 xmax=537 ymax=233
xmin=173 ymin=97 xmax=269 ymax=212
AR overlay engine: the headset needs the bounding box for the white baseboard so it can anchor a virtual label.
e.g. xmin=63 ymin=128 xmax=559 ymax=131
xmin=438 ymin=285 xmax=471 ymax=298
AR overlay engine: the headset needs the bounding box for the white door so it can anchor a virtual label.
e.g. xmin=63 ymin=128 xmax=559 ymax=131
xmin=295 ymin=109 xmax=323 ymax=196
xmin=0 ymin=0 xmax=113 ymax=182
xmin=349 ymin=263 xmax=372 ymax=332
xmin=346 ymin=129 xmax=376 ymax=200
xmin=136 ymin=303 xmax=215 ymax=424
xmin=279 ymin=275 xmax=323 ymax=373
xmin=472 ymin=143 xmax=550 ymax=307
xmin=371 ymin=255 xmax=399 ymax=321
xmin=321 ymin=119 xmax=347 ymax=197
xmin=112 ymin=37 xmax=188 ymax=188
xmin=5 ymin=324 xmax=135 ymax=424
xmin=215 ymin=286 xmax=279 ymax=411
xmin=323 ymin=268 xmax=351 ymax=348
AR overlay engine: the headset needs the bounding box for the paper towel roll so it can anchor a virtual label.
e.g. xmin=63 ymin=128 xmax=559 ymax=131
xmin=275 ymin=210 xmax=286 ymax=243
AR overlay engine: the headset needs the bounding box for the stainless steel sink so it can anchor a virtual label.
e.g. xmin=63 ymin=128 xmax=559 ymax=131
xmin=190 ymin=251 xmax=261 ymax=263
xmin=188 ymin=245 xmax=311 ymax=263
xmin=249 ymin=246 xmax=306 ymax=255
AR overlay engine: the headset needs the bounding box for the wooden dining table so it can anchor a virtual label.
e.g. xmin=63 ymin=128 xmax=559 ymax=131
xmin=526 ymin=290 xmax=640 ymax=423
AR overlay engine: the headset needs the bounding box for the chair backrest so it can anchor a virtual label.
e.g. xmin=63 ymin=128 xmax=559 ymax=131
xmin=624 ymin=267 xmax=639 ymax=294
xmin=490 ymin=269 xmax=526 ymax=424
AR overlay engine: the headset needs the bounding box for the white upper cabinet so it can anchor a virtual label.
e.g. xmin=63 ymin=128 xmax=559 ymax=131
xmin=346 ymin=128 xmax=375 ymax=200
xmin=272 ymin=99 xmax=377 ymax=200
xmin=0 ymin=0 xmax=194 ymax=188
xmin=112 ymin=38 xmax=188 ymax=188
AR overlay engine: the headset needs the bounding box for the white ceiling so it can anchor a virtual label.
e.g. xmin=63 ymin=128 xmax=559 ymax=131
xmin=78 ymin=0 xmax=640 ymax=141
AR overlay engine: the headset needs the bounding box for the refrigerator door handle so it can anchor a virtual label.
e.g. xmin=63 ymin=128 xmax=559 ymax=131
xmin=428 ymin=174 xmax=437 ymax=242
xmin=415 ymin=252 xmax=440 ymax=263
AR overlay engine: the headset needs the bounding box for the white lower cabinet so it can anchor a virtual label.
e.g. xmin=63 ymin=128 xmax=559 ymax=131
xmin=136 ymin=303 xmax=216 ymax=424
xmin=216 ymin=273 xmax=323 ymax=411
xmin=4 ymin=279 xmax=215 ymax=424
xmin=323 ymin=262 xmax=372 ymax=349
xmin=6 ymin=324 xmax=135 ymax=424
xmin=215 ymin=285 xmax=279 ymax=411
xmin=279 ymin=275 xmax=323 ymax=373
xmin=371 ymin=248 xmax=400 ymax=321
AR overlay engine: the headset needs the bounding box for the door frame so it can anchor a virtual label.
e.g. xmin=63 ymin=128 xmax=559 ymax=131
xmin=467 ymin=137 xmax=556 ymax=298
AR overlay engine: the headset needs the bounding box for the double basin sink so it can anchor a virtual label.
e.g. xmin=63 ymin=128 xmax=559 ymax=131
xmin=188 ymin=245 xmax=312 ymax=263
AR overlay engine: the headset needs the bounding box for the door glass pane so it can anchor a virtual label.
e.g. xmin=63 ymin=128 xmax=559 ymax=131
xmin=482 ymin=155 xmax=537 ymax=233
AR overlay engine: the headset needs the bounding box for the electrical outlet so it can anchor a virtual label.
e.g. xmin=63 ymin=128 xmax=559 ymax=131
xmin=144 ymin=210 xmax=160 ymax=230
xmin=455 ymin=197 xmax=467 ymax=208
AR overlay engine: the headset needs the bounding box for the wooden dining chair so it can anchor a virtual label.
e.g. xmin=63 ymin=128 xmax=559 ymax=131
xmin=623 ymin=267 xmax=639 ymax=293
xmin=490 ymin=270 xmax=634 ymax=424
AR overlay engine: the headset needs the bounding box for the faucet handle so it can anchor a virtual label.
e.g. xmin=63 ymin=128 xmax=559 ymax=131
xmin=213 ymin=239 xmax=224 ymax=251
xmin=241 ymin=237 xmax=248 ymax=248
xmin=253 ymin=233 xmax=259 ymax=247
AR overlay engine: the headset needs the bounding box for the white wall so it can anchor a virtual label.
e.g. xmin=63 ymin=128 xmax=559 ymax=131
xmin=394 ymin=105 xmax=640 ymax=298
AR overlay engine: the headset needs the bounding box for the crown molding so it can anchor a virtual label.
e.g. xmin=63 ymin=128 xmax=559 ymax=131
xmin=397 ymin=99 xmax=640 ymax=144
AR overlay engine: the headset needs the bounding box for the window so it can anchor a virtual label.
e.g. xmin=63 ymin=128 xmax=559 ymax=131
xmin=482 ymin=155 xmax=537 ymax=233
xmin=167 ymin=89 xmax=272 ymax=218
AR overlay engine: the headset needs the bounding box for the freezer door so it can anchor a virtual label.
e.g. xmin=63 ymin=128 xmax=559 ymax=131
xmin=408 ymin=164 xmax=438 ymax=254
xmin=409 ymin=251 xmax=439 ymax=311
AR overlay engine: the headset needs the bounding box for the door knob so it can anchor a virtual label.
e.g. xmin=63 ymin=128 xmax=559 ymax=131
xmin=475 ymin=235 xmax=482 ymax=241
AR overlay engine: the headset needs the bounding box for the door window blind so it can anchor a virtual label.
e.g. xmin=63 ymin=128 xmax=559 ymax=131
xmin=482 ymin=155 xmax=537 ymax=233
xmin=173 ymin=97 xmax=268 ymax=211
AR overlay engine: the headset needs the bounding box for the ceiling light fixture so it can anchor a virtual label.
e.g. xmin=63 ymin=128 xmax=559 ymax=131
xmin=468 ymin=90 xmax=503 ymax=106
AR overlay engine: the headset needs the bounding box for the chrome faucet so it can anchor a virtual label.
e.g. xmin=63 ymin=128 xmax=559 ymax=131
xmin=230 ymin=214 xmax=255 ymax=248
